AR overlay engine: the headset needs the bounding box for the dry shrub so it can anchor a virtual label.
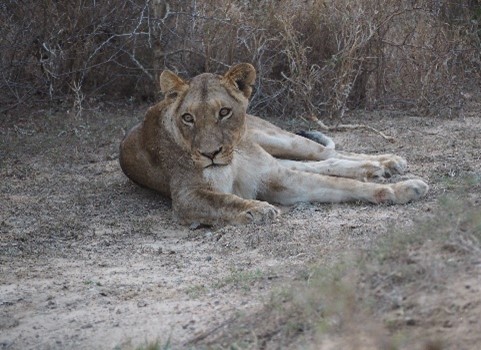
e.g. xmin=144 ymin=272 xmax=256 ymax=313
xmin=274 ymin=0 xmax=481 ymax=118
xmin=1 ymin=0 xmax=154 ymax=113
xmin=377 ymin=1 xmax=481 ymax=116
xmin=1 ymin=0 xmax=479 ymax=118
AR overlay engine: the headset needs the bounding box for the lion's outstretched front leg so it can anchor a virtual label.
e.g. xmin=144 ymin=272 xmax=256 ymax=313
xmin=260 ymin=168 xmax=429 ymax=205
xmin=172 ymin=188 xmax=279 ymax=226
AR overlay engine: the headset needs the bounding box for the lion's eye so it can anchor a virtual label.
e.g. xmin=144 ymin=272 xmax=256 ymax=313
xmin=219 ymin=108 xmax=232 ymax=120
xmin=181 ymin=113 xmax=195 ymax=125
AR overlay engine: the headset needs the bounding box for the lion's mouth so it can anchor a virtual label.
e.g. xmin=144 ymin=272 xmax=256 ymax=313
xmin=196 ymin=153 xmax=233 ymax=169
xmin=204 ymin=161 xmax=229 ymax=169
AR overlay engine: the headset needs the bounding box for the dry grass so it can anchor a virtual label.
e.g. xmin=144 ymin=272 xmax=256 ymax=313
xmin=189 ymin=179 xmax=481 ymax=349
xmin=1 ymin=0 xmax=479 ymax=118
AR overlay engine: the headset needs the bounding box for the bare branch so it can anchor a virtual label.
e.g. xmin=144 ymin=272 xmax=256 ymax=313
xmin=308 ymin=115 xmax=396 ymax=143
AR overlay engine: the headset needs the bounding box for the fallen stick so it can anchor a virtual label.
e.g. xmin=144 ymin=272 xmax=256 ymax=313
xmin=308 ymin=115 xmax=396 ymax=143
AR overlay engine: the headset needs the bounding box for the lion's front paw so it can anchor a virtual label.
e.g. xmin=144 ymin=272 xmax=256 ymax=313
xmin=361 ymin=161 xmax=388 ymax=180
xmin=392 ymin=179 xmax=429 ymax=204
xmin=241 ymin=202 xmax=280 ymax=224
xmin=378 ymin=155 xmax=408 ymax=177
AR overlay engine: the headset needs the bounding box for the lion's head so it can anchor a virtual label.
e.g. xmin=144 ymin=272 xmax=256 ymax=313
xmin=159 ymin=63 xmax=256 ymax=169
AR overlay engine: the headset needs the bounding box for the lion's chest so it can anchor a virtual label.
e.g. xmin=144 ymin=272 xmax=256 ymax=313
xmin=201 ymin=151 xmax=263 ymax=200
xmin=202 ymin=166 xmax=235 ymax=194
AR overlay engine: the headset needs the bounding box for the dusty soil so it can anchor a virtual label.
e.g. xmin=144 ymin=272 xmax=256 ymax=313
xmin=1 ymin=103 xmax=480 ymax=349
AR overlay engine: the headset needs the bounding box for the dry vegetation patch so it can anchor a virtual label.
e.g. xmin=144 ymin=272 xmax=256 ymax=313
xmin=185 ymin=189 xmax=481 ymax=350
xmin=2 ymin=0 xmax=480 ymax=118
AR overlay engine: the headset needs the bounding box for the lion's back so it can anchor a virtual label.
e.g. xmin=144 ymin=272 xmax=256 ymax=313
xmin=119 ymin=123 xmax=172 ymax=197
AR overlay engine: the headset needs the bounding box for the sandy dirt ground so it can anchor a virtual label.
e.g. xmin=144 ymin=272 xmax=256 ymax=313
xmin=1 ymin=103 xmax=480 ymax=349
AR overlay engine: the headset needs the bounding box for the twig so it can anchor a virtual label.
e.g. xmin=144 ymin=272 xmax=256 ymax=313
xmin=184 ymin=316 xmax=238 ymax=346
xmin=308 ymin=114 xmax=396 ymax=143
xmin=69 ymin=80 xmax=85 ymax=118
xmin=121 ymin=49 xmax=154 ymax=81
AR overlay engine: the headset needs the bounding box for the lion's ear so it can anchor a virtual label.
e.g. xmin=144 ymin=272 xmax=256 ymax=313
xmin=222 ymin=63 xmax=256 ymax=99
xmin=159 ymin=70 xmax=187 ymax=98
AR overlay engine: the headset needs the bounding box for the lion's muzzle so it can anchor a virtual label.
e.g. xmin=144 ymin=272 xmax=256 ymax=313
xmin=194 ymin=146 xmax=233 ymax=168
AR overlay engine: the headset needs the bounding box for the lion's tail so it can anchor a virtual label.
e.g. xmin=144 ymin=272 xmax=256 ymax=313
xmin=297 ymin=130 xmax=335 ymax=149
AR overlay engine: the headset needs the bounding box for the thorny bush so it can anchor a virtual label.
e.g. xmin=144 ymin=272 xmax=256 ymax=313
xmin=1 ymin=0 xmax=480 ymax=118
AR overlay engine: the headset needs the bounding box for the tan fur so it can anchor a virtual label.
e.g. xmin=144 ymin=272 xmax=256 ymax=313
xmin=119 ymin=63 xmax=429 ymax=225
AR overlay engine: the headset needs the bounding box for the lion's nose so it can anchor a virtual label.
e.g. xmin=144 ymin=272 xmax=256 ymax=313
xmin=201 ymin=147 xmax=222 ymax=160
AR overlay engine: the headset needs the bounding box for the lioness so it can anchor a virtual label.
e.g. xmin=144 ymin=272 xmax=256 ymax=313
xmin=119 ymin=63 xmax=428 ymax=225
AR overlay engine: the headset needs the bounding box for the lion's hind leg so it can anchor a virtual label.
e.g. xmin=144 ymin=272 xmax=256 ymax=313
xmin=247 ymin=115 xmax=337 ymax=161
xmin=334 ymin=151 xmax=408 ymax=177
xmin=296 ymin=128 xmax=409 ymax=176
xmin=277 ymin=158 xmax=389 ymax=180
